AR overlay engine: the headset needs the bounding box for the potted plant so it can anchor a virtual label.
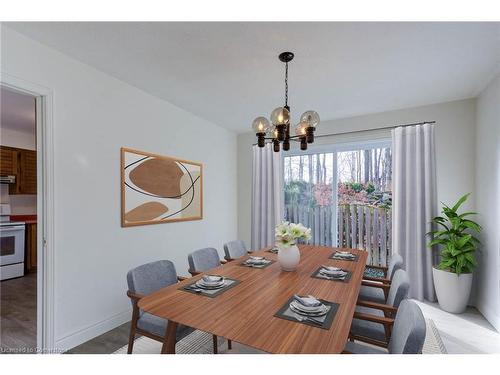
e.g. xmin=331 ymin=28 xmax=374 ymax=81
xmin=428 ymin=193 xmax=481 ymax=313
xmin=275 ymin=221 xmax=311 ymax=271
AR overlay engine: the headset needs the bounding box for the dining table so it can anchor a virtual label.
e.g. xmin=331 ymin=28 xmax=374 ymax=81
xmin=138 ymin=245 xmax=368 ymax=354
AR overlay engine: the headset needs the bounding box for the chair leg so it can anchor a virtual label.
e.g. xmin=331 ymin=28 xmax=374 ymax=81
xmin=212 ymin=335 xmax=218 ymax=354
xmin=228 ymin=339 xmax=232 ymax=350
xmin=127 ymin=325 xmax=136 ymax=354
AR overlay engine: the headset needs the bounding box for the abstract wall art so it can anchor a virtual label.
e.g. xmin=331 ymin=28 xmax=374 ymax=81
xmin=121 ymin=147 xmax=203 ymax=227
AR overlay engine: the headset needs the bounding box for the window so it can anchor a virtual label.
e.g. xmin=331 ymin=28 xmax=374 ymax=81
xmin=283 ymin=141 xmax=392 ymax=266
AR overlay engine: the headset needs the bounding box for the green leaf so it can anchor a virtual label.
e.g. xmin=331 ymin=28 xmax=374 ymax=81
xmin=428 ymin=239 xmax=447 ymax=247
xmin=462 ymin=220 xmax=482 ymax=232
xmin=456 ymin=234 xmax=472 ymax=249
xmin=459 ymin=212 xmax=477 ymax=218
xmin=452 ymin=193 xmax=470 ymax=212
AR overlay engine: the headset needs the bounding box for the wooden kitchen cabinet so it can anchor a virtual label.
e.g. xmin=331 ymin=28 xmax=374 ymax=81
xmin=0 ymin=147 xmax=17 ymax=175
xmin=17 ymin=149 xmax=37 ymax=194
xmin=25 ymin=223 xmax=37 ymax=273
xmin=0 ymin=146 xmax=37 ymax=195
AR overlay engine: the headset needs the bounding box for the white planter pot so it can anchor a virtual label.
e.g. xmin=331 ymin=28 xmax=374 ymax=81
xmin=432 ymin=267 xmax=473 ymax=314
xmin=277 ymin=243 xmax=301 ymax=271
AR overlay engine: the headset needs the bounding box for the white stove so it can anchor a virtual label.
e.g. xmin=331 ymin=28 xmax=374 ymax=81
xmin=0 ymin=203 xmax=26 ymax=280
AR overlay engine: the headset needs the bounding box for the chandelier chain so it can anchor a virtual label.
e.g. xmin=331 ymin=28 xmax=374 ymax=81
xmin=285 ymin=62 xmax=288 ymax=107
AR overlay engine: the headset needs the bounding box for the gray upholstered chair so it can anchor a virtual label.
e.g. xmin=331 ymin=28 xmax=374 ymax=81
xmin=359 ymin=254 xmax=405 ymax=302
xmin=349 ymin=269 xmax=410 ymax=347
xmin=187 ymin=247 xmax=225 ymax=276
xmin=363 ymin=254 xmax=404 ymax=282
xmin=126 ymin=260 xmax=194 ymax=354
xmin=223 ymin=240 xmax=248 ymax=261
xmin=344 ymin=300 xmax=426 ymax=354
xmin=186 ymin=247 xmax=231 ymax=352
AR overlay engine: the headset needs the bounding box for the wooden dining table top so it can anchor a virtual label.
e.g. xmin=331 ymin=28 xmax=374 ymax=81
xmin=138 ymin=245 xmax=367 ymax=354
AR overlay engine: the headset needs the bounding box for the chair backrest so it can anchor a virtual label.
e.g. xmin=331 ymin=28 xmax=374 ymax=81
xmin=127 ymin=260 xmax=178 ymax=296
xmin=388 ymin=254 xmax=404 ymax=280
xmin=188 ymin=247 xmax=221 ymax=272
xmin=388 ymin=300 xmax=426 ymax=354
xmin=386 ymin=269 xmax=410 ymax=308
xmin=223 ymin=240 xmax=247 ymax=260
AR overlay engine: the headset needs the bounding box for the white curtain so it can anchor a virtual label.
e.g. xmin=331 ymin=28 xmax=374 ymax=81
xmin=392 ymin=124 xmax=437 ymax=301
xmin=251 ymin=144 xmax=283 ymax=250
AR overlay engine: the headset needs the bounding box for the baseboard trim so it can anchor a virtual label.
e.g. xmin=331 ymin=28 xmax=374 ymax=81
xmin=477 ymin=301 xmax=500 ymax=332
xmin=56 ymin=308 xmax=132 ymax=352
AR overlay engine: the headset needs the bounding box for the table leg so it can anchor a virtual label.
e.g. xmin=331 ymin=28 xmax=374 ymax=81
xmin=161 ymin=321 xmax=178 ymax=354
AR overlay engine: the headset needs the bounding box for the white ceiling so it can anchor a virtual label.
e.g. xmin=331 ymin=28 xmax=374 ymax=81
xmin=0 ymin=87 xmax=36 ymax=133
xmin=6 ymin=22 xmax=500 ymax=133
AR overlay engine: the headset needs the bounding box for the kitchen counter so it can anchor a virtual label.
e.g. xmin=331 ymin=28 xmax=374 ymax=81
xmin=10 ymin=214 xmax=37 ymax=224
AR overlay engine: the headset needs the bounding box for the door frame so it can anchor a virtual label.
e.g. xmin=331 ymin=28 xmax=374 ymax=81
xmin=1 ymin=73 xmax=55 ymax=352
xmin=282 ymin=138 xmax=391 ymax=246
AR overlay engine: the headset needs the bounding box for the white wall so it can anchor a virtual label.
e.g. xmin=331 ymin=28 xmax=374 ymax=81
xmin=1 ymin=26 xmax=238 ymax=349
xmin=238 ymin=99 xmax=477 ymax=248
xmin=0 ymin=126 xmax=36 ymax=150
xmin=475 ymin=72 xmax=500 ymax=331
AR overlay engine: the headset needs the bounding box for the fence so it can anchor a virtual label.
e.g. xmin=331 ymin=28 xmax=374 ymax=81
xmin=284 ymin=204 xmax=392 ymax=266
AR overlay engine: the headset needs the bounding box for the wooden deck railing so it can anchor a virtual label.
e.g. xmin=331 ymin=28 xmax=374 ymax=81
xmin=284 ymin=204 xmax=392 ymax=266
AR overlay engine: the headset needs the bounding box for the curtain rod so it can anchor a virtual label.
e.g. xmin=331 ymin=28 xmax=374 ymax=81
xmin=314 ymin=120 xmax=436 ymax=139
xmin=252 ymin=120 xmax=436 ymax=146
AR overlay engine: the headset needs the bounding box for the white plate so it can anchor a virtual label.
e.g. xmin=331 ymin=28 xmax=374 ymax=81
xmin=320 ymin=268 xmax=347 ymax=276
xmin=195 ymin=280 xmax=225 ymax=289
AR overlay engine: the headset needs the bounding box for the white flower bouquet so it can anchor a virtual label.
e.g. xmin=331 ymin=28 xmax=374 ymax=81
xmin=275 ymin=221 xmax=312 ymax=247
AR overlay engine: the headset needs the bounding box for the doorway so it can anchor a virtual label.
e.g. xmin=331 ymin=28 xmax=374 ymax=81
xmin=0 ymin=76 xmax=54 ymax=353
xmin=0 ymin=86 xmax=38 ymax=353
xmin=282 ymin=140 xmax=392 ymax=266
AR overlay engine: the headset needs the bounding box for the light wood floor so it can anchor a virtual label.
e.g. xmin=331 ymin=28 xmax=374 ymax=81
xmin=415 ymin=300 xmax=500 ymax=354
xmin=0 ymin=272 xmax=37 ymax=354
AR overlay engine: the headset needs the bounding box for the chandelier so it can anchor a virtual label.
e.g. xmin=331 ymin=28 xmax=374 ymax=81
xmin=252 ymin=51 xmax=320 ymax=152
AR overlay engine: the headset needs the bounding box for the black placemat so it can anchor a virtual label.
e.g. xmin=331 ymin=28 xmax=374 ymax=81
xmin=329 ymin=251 xmax=359 ymax=262
xmin=179 ymin=278 xmax=240 ymax=298
xmin=311 ymin=267 xmax=352 ymax=283
xmin=274 ymin=296 xmax=339 ymax=330
xmin=239 ymin=259 xmax=275 ymax=269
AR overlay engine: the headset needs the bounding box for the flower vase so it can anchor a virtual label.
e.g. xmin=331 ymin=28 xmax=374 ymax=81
xmin=277 ymin=243 xmax=300 ymax=271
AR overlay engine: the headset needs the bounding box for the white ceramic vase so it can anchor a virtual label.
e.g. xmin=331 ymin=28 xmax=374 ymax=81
xmin=432 ymin=267 xmax=473 ymax=314
xmin=277 ymin=243 xmax=301 ymax=271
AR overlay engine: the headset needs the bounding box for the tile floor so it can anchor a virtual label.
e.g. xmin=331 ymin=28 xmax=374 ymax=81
xmin=0 ymin=272 xmax=37 ymax=354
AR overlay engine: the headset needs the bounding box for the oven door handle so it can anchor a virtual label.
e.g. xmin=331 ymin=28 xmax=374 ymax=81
xmin=0 ymin=225 xmax=26 ymax=231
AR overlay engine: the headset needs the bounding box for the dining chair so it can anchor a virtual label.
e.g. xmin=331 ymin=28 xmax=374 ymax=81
xmin=363 ymin=254 xmax=404 ymax=283
xmin=187 ymin=247 xmax=226 ymax=276
xmin=186 ymin=247 xmax=231 ymax=352
xmin=223 ymin=240 xmax=248 ymax=261
xmin=126 ymin=260 xmax=195 ymax=354
xmin=359 ymin=254 xmax=404 ymax=302
xmin=349 ymin=269 xmax=410 ymax=347
xmin=343 ymin=300 xmax=426 ymax=354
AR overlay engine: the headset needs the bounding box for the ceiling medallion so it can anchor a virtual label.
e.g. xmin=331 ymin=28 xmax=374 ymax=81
xmin=252 ymin=52 xmax=320 ymax=152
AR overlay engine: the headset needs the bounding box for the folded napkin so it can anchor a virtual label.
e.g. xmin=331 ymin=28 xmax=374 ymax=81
xmin=202 ymin=275 xmax=223 ymax=283
xmin=249 ymin=256 xmax=264 ymax=261
xmin=293 ymin=294 xmax=322 ymax=307
xmin=321 ymin=265 xmax=341 ymax=272
xmin=335 ymin=252 xmax=355 ymax=258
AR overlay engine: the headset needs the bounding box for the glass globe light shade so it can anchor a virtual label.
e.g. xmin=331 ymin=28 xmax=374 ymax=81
xmin=295 ymin=121 xmax=309 ymax=136
xmin=268 ymin=126 xmax=279 ymax=139
xmin=270 ymin=107 xmax=290 ymax=125
xmin=300 ymin=110 xmax=320 ymax=128
xmin=252 ymin=116 xmax=270 ymax=134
